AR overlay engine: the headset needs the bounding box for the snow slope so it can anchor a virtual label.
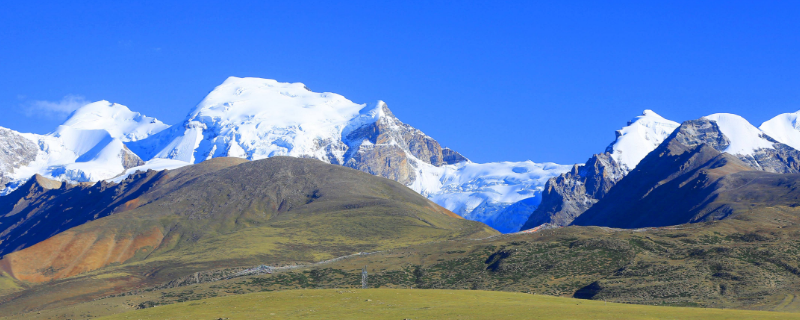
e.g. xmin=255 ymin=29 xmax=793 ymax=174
xmin=704 ymin=113 xmax=775 ymax=155
xmin=61 ymin=101 xmax=169 ymax=142
xmin=143 ymin=77 xmax=365 ymax=163
xmin=606 ymin=110 xmax=680 ymax=172
xmin=760 ymin=111 xmax=800 ymax=151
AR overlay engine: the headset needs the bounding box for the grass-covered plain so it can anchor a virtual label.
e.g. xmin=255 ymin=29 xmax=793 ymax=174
xmin=97 ymin=289 xmax=800 ymax=320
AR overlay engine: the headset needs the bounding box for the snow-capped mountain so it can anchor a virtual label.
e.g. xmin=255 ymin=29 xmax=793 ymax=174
xmin=606 ymin=110 xmax=682 ymax=173
xmin=131 ymin=78 xmax=365 ymax=164
xmin=0 ymin=77 xmax=571 ymax=233
xmin=571 ymin=113 xmax=800 ymax=229
xmin=678 ymin=113 xmax=800 ymax=173
xmin=760 ymin=110 xmax=800 ymax=151
xmin=0 ymin=101 xmax=169 ymax=194
xmin=522 ymin=110 xmax=680 ymax=230
xmin=522 ymin=110 xmax=800 ymax=231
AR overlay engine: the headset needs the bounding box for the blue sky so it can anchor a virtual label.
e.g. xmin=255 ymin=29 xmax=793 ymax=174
xmin=1 ymin=1 xmax=798 ymax=164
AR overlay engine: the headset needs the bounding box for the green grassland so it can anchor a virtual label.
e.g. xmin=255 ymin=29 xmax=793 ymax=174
xmin=96 ymin=289 xmax=800 ymax=320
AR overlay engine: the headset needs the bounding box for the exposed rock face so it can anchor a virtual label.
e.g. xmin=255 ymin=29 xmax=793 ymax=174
xmin=0 ymin=128 xmax=39 ymax=192
xmin=521 ymin=111 xmax=680 ymax=230
xmin=522 ymin=115 xmax=800 ymax=231
xmin=120 ymin=146 xmax=145 ymax=169
xmin=442 ymin=147 xmax=469 ymax=164
xmin=343 ymin=102 xmax=465 ymax=184
xmin=344 ymin=143 xmax=412 ymax=184
xmin=676 ymin=118 xmax=800 ymax=173
xmin=570 ymin=124 xmax=791 ymax=228
xmin=521 ymin=153 xmax=625 ymax=229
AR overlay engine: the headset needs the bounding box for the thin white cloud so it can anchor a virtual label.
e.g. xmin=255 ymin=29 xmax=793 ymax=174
xmin=24 ymin=95 xmax=90 ymax=119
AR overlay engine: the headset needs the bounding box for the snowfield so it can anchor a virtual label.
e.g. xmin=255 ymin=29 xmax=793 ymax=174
xmin=606 ymin=110 xmax=680 ymax=172
xmin=760 ymin=110 xmax=800 ymax=151
xmin=704 ymin=113 xmax=775 ymax=155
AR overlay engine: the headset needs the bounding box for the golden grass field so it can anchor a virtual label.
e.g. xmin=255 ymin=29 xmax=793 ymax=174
xmin=96 ymin=289 xmax=800 ymax=320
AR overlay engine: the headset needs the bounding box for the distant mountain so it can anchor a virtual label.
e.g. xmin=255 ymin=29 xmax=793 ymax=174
xmin=0 ymin=101 xmax=168 ymax=194
xmin=521 ymin=110 xmax=680 ymax=230
xmin=760 ymin=110 xmax=800 ymax=151
xmin=571 ymin=115 xmax=800 ymax=228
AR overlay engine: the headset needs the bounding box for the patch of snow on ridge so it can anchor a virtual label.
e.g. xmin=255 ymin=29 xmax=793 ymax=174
xmin=109 ymin=159 xmax=192 ymax=183
xmin=606 ymin=110 xmax=680 ymax=172
xmin=760 ymin=111 xmax=800 ymax=151
xmin=150 ymin=77 xmax=366 ymax=163
xmin=704 ymin=113 xmax=775 ymax=155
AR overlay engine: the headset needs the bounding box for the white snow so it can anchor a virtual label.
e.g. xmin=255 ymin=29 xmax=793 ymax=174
xmin=60 ymin=101 xmax=169 ymax=142
xmin=0 ymin=101 xmax=169 ymax=194
xmin=606 ymin=110 xmax=680 ymax=172
xmin=420 ymin=160 xmax=571 ymax=232
xmin=704 ymin=113 xmax=775 ymax=155
xmin=149 ymin=77 xmax=367 ymax=163
xmin=760 ymin=111 xmax=800 ymax=151
xmin=109 ymin=159 xmax=192 ymax=183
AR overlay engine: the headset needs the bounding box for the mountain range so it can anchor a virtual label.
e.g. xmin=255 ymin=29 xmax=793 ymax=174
xmin=0 ymin=77 xmax=572 ymax=233
xmin=4 ymin=76 xmax=800 ymax=234
xmin=6 ymin=77 xmax=800 ymax=317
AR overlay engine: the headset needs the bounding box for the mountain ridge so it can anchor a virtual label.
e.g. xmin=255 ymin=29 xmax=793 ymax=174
xmin=0 ymin=77 xmax=572 ymax=233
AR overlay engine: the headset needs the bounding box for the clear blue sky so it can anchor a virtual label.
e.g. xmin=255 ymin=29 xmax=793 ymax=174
xmin=1 ymin=1 xmax=798 ymax=164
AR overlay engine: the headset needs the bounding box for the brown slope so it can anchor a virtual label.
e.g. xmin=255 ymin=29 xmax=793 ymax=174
xmin=0 ymin=157 xmax=249 ymax=258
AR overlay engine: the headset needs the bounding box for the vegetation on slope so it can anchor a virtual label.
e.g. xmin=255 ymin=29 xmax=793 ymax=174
xmin=99 ymin=289 xmax=800 ymax=320
xmin=0 ymin=157 xmax=495 ymax=315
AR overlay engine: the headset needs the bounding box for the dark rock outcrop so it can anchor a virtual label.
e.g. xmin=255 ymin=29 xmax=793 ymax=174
xmin=521 ymin=153 xmax=625 ymax=230
xmin=571 ymin=119 xmax=800 ymax=228
xmin=522 ymin=116 xmax=800 ymax=231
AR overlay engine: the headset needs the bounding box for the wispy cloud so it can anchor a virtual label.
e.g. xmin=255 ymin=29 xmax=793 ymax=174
xmin=24 ymin=95 xmax=90 ymax=120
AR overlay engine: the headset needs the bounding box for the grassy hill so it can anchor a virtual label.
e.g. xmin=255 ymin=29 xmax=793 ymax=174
xmin=0 ymin=157 xmax=495 ymax=314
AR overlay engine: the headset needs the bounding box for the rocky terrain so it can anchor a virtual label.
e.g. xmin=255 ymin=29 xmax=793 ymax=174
xmin=523 ymin=112 xmax=800 ymax=231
